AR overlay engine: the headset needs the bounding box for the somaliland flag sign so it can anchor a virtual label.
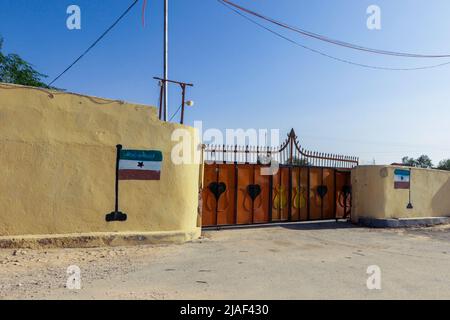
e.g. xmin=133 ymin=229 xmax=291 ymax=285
xmin=394 ymin=169 xmax=410 ymax=189
xmin=118 ymin=149 xmax=163 ymax=181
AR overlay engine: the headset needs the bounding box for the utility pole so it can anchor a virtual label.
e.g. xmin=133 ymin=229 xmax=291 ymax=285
xmin=163 ymin=0 xmax=169 ymax=121
xmin=156 ymin=1 xmax=194 ymax=123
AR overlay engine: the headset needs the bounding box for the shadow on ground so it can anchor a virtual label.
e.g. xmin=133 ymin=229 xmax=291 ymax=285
xmin=203 ymin=220 xmax=360 ymax=232
xmin=280 ymin=220 xmax=359 ymax=231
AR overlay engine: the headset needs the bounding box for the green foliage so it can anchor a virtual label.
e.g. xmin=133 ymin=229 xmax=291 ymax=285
xmin=291 ymin=157 xmax=309 ymax=166
xmin=401 ymin=156 xmax=416 ymax=167
xmin=0 ymin=36 xmax=51 ymax=89
xmin=401 ymin=155 xmax=433 ymax=168
xmin=401 ymin=156 xmax=450 ymax=170
xmin=437 ymin=159 xmax=450 ymax=171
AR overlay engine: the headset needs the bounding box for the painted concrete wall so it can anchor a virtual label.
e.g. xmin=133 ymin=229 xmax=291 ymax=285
xmin=352 ymin=165 xmax=450 ymax=222
xmin=0 ymin=83 xmax=201 ymax=241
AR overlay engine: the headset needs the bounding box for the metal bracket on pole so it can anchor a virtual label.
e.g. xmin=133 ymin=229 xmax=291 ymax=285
xmin=154 ymin=77 xmax=193 ymax=124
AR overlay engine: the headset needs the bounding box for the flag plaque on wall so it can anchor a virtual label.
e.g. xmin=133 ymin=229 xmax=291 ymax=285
xmin=119 ymin=149 xmax=163 ymax=181
xmin=394 ymin=169 xmax=410 ymax=189
xmin=106 ymin=145 xmax=163 ymax=222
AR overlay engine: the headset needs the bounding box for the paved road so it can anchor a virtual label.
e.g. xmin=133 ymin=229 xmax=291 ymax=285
xmin=1 ymin=222 xmax=449 ymax=299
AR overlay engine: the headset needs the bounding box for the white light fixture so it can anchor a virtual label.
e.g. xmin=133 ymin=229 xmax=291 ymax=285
xmin=185 ymin=100 xmax=194 ymax=107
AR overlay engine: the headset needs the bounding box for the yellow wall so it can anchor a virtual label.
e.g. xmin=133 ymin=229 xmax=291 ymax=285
xmin=352 ymin=165 xmax=450 ymax=222
xmin=0 ymin=83 xmax=201 ymax=240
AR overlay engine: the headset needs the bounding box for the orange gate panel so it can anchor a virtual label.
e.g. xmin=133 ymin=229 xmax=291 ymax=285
xmin=322 ymin=169 xmax=336 ymax=220
xmin=202 ymin=163 xmax=352 ymax=227
xmin=236 ymin=165 xmax=253 ymax=224
xmin=335 ymin=170 xmax=352 ymax=219
xmin=291 ymin=167 xmax=309 ymax=221
xmin=235 ymin=165 xmax=270 ymax=225
xmin=253 ymin=165 xmax=270 ymax=224
xmin=309 ymin=168 xmax=322 ymax=220
xmin=216 ymin=164 xmax=236 ymax=225
xmin=202 ymin=164 xmax=217 ymax=227
xmin=202 ymin=164 xmax=236 ymax=226
xmin=271 ymin=167 xmax=290 ymax=222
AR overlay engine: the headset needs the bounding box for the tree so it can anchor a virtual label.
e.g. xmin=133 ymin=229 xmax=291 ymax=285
xmin=437 ymin=159 xmax=450 ymax=171
xmin=401 ymin=155 xmax=433 ymax=168
xmin=0 ymin=36 xmax=51 ymax=89
xmin=415 ymin=155 xmax=433 ymax=168
xmin=401 ymin=156 xmax=416 ymax=167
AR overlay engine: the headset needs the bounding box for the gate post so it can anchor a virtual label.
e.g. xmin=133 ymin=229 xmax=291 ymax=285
xmin=334 ymin=169 xmax=337 ymax=221
xmin=288 ymin=167 xmax=293 ymax=221
xmin=288 ymin=129 xmax=295 ymax=165
xmin=268 ymin=174 xmax=273 ymax=223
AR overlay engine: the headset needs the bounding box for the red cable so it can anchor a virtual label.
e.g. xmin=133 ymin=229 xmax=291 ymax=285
xmin=142 ymin=0 xmax=148 ymax=27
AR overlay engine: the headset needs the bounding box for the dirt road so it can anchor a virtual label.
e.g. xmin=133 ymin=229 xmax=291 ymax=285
xmin=1 ymin=222 xmax=449 ymax=300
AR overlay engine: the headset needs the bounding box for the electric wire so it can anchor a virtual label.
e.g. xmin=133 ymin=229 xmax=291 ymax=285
xmin=169 ymin=104 xmax=183 ymax=122
xmin=220 ymin=0 xmax=450 ymax=59
xmin=218 ymin=0 xmax=450 ymax=71
xmin=48 ymin=0 xmax=139 ymax=86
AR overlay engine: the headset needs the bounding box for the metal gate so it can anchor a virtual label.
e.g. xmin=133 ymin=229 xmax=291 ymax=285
xmin=201 ymin=129 xmax=357 ymax=227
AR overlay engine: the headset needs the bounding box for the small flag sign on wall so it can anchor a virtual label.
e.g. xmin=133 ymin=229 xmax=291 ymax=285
xmin=106 ymin=145 xmax=163 ymax=222
xmin=119 ymin=149 xmax=163 ymax=180
xmin=394 ymin=169 xmax=410 ymax=189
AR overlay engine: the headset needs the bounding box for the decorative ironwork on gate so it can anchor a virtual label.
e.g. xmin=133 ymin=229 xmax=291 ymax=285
xmin=204 ymin=129 xmax=359 ymax=168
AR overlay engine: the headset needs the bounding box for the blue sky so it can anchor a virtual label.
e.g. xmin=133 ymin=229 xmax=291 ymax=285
xmin=1 ymin=0 xmax=450 ymax=165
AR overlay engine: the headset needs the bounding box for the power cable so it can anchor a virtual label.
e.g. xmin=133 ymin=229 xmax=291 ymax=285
xmin=169 ymin=104 xmax=183 ymax=122
xmin=220 ymin=0 xmax=450 ymax=59
xmin=48 ymin=0 xmax=139 ymax=86
xmin=218 ymin=0 xmax=450 ymax=71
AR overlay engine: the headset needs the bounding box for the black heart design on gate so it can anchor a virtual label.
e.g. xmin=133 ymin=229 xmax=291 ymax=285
xmin=208 ymin=182 xmax=227 ymax=201
xmin=317 ymin=185 xmax=328 ymax=198
xmin=247 ymin=184 xmax=262 ymax=201
xmin=342 ymin=185 xmax=352 ymax=196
